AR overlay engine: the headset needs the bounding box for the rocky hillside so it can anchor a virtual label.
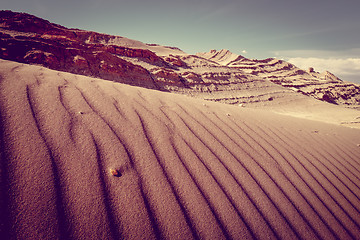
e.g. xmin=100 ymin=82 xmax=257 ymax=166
xmin=197 ymin=49 xmax=360 ymax=107
xmin=1 ymin=10 xmax=359 ymax=108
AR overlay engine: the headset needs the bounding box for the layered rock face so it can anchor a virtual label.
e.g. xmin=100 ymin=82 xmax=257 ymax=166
xmin=196 ymin=49 xmax=360 ymax=106
xmin=1 ymin=10 xmax=359 ymax=107
xmin=0 ymin=11 xmax=163 ymax=89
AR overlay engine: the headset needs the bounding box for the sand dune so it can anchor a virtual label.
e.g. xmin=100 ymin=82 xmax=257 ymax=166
xmin=1 ymin=59 xmax=360 ymax=239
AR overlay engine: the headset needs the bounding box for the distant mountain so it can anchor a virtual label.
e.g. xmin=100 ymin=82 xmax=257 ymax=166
xmin=1 ymin=10 xmax=359 ymax=107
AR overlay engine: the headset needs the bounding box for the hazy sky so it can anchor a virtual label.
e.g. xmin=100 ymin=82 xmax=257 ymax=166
xmin=2 ymin=0 xmax=360 ymax=83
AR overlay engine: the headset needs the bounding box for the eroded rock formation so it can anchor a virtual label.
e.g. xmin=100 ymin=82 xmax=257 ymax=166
xmin=1 ymin=10 xmax=359 ymax=107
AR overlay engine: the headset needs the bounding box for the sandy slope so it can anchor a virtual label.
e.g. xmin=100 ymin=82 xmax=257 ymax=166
xmin=0 ymin=59 xmax=360 ymax=240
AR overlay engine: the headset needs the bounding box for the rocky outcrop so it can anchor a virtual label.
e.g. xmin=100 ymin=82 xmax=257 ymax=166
xmin=0 ymin=10 xmax=167 ymax=90
xmin=1 ymin=10 xmax=360 ymax=107
xmin=301 ymin=84 xmax=360 ymax=105
xmin=163 ymin=55 xmax=188 ymax=68
xmin=0 ymin=33 xmax=158 ymax=89
xmin=197 ymin=50 xmax=360 ymax=106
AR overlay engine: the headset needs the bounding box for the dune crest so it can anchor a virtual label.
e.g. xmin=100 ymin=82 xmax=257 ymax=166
xmin=1 ymin=60 xmax=360 ymax=239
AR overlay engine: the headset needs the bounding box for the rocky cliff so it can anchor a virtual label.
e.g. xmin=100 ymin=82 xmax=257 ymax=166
xmin=197 ymin=49 xmax=360 ymax=107
xmin=1 ymin=10 xmax=359 ymax=107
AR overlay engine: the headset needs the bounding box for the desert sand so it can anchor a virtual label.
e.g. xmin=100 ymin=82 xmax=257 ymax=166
xmin=0 ymin=59 xmax=360 ymax=239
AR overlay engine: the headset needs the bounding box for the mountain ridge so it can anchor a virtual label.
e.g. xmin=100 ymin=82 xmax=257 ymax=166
xmin=1 ymin=10 xmax=359 ymax=108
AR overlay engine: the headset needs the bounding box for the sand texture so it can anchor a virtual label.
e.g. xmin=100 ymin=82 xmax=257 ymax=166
xmin=1 ymin=59 xmax=360 ymax=239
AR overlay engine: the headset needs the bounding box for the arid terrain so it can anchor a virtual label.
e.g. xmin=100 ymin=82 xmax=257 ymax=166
xmin=1 ymin=11 xmax=360 ymax=240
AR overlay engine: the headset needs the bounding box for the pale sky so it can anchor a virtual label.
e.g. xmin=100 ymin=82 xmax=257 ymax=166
xmin=2 ymin=0 xmax=360 ymax=83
